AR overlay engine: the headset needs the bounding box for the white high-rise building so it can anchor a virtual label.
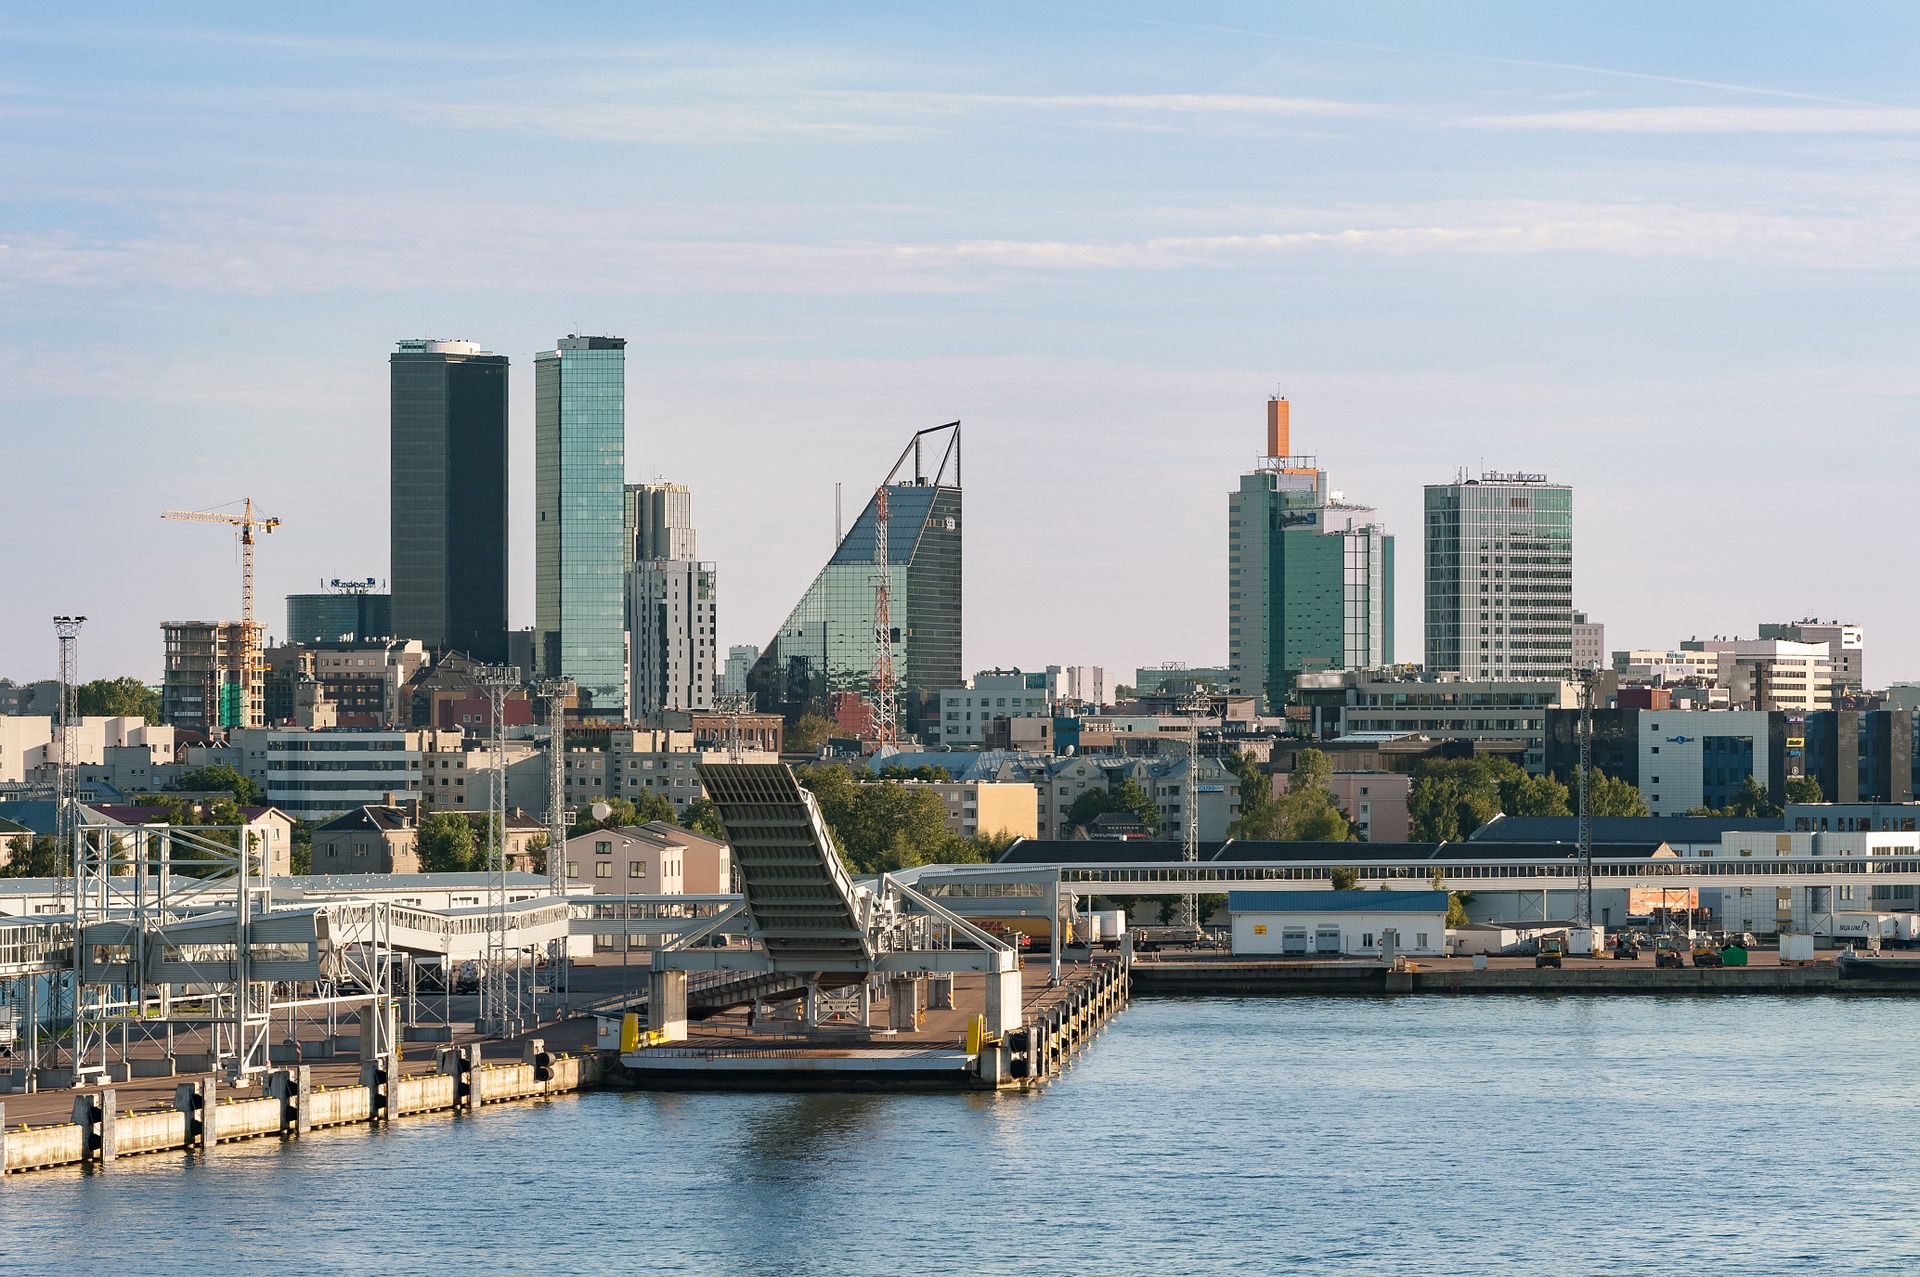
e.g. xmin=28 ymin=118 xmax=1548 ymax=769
xmin=722 ymin=645 xmax=760 ymax=698
xmin=1424 ymin=471 xmax=1573 ymax=680
xmin=629 ymin=561 xmax=716 ymax=716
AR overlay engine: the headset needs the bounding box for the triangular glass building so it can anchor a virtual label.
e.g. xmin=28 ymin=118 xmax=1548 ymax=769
xmin=749 ymin=424 xmax=962 ymax=736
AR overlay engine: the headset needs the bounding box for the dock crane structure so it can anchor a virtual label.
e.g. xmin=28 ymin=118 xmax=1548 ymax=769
xmin=161 ymin=497 xmax=280 ymax=730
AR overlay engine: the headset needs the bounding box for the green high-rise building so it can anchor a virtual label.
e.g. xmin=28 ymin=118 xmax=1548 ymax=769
xmin=1227 ymin=398 xmax=1394 ymax=711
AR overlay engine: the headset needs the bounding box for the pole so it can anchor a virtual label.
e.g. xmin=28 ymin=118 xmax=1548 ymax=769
xmin=1577 ymin=667 xmax=1595 ymax=929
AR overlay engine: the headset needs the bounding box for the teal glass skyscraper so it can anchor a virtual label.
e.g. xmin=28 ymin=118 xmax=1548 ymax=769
xmin=1227 ymin=398 xmax=1394 ymax=711
xmin=535 ymin=335 xmax=628 ymax=718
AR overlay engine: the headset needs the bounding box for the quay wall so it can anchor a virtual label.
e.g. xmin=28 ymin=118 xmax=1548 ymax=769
xmin=1129 ymin=959 xmax=1893 ymax=997
xmin=1 ymin=1044 xmax=603 ymax=1178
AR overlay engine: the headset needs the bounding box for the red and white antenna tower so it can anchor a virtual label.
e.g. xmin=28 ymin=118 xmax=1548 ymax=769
xmin=870 ymin=484 xmax=898 ymax=747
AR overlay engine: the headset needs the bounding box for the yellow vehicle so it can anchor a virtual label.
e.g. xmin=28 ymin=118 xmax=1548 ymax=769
xmin=1691 ymin=938 xmax=1723 ymax=968
xmin=1654 ymin=936 xmax=1684 ymax=969
xmin=1535 ymin=934 xmax=1566 ymax=969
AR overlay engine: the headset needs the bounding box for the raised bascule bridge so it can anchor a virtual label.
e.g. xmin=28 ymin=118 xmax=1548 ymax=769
xmin=622 ymin=761 xmax=1127 ymax=1088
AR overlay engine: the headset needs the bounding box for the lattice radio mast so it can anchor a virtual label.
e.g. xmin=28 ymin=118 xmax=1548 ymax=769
xmin=870 ymin=483 xmax=898 ymax=747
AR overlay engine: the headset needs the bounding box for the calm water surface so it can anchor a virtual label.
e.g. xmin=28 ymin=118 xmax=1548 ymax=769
xmin=5 ymin=996 xmax=1919 ymax=1275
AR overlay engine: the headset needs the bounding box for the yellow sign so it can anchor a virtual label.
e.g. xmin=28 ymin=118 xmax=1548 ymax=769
xmin=1253 ymin=924 xmax=1268 ymax=935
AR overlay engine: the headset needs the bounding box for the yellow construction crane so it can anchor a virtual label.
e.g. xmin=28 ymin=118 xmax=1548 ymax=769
xmin=162 ymin=498 xmax=281 ymax=729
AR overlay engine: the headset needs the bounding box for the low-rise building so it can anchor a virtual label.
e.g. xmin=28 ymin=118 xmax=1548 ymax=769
xmin=560 ymin=824 xmax=687 ymax=893
xmin=1335 ymin=672 xmax=1584 ymax=774
xmin=936 ymin=671 xmax=1054 ymax=747
xmin=922 ymin=781 xmax=1038 ymax=842
xmin=311 ymin=803 xmax=546 ymax=874
xmin=1228 ymin=889 xmax=1449 ymax=957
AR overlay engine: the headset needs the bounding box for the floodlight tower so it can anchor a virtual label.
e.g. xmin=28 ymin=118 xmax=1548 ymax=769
xmin=52 ymin=616 xmax=85 ymax=877
xmin=477 ymin=663 xmax=524 ymax=1037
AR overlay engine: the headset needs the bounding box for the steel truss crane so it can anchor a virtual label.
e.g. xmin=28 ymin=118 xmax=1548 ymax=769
xmin=161 ymin=498 xmax=280 ymax=730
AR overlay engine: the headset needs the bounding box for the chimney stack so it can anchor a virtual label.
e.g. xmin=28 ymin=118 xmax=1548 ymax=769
xmin=1267 ymin=397 xmax=1290 ymax=459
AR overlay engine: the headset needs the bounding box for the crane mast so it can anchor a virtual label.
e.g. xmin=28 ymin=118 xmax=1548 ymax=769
xmin=161 ymin=497 xmax=280 ymax=730
xmin=870 ymin=483 xmax=898 ymax=747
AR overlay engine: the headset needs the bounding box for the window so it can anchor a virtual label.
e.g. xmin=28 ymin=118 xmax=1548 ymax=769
xmin=1362 ymin=933 xmax=1375 ymax=948
xmin=566 ymin=861 xmax=579 ymax=878
xmin=595 ymin=862 xmax=612 ymax=879
xmin=596 ymin=841 xmax=612 ymax=855
xmin=1416 ymin=933 xmax=1429 ymax=948
xmin=629 ymin=862 xmax=645 ymax=878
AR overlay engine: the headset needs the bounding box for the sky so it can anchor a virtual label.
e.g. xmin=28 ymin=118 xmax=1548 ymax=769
xmin=3 ymin=2 xmax=1920 ymax=689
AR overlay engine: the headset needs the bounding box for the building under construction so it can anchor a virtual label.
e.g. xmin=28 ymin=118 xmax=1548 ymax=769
xmin=748 ymin=424 xmax=962 ymax=739
xmin=161 ymin=620 xmax=261 ymax=734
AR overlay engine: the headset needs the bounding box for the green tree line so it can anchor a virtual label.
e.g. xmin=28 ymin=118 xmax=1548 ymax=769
xmin=796 ymin=765 xmax=1013 ymax=874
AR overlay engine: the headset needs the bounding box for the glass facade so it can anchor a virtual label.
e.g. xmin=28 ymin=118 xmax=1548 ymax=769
xmin=286 ymin=592 xmax=392 ymax=644
xmin=389 ymin=340 xmax=509 ymax=662
xmin=536 ymin=337 xmax=628 ymax=718
xmin=1228 ymin=467 xmax=1394 ymax=711
xmin=749 ymin=481 xmax=962 ymax=734
xmin=1425 ymin=478 xmax=1573 ymax=680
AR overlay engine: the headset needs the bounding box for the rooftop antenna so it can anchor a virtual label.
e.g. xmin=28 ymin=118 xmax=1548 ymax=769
xmin=835 ymin=483 xmax=843 ymax=547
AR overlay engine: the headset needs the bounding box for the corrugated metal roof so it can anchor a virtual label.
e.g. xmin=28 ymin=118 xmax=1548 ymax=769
xmin=1468 ymin=815 xmax=1780 ymax=844
xmin=1227 ymin=889 xmax=1450 ymax=914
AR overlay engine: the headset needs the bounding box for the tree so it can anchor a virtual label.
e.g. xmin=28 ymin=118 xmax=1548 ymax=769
xmin=172 ymin=764 xmax=264 ymax=807
xmin=525 ymin=832 xmax=551 ymax=875
xmin=75 ymin=677 xmax=161 ymax=724
xmin=1582 ymin=768 xmax=1651 ymax=818
xmin=1112 ymin=778 xmax=1161 ymax=832
xmin=416 ymin=810 xmax=479 ymax=873
xmin=1064 ymin=787 xmax=1119 ymax=831
xmin=2 ymin=834 xmax=61 ymax=878
xmin=1689 ymin=775 xmax=1782 ymax=819
xmin=1408 ymin=757 xmax=1554 ymax=842
xmin=1329 ymin=865 xmax=1361 ymax=891
xmin=787 ymin=713 xmax=833 ymax=754
xmin=684 ymin=797 xmax=727 ymax=841
xmin=1785 ymin=775 xmax=1824 ymax=805
xmin=1238 ymin=749 xmax=1356 ymax=842
xmin=795 ymin=764 xmax=996 ymax=873
xmin=631 ymin=791 xmax=677 ymax=826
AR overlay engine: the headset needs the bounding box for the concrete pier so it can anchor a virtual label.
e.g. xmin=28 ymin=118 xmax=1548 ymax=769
xmin=1 ymin=1039 xmax=603 ymax=1177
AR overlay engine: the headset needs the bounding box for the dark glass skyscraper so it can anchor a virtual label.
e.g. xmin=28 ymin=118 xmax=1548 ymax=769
xmin=535 ymin=335 xmax=628 ymax=718
xmin=749 ymin=424 xmax=961 ymax=736
xmin=390 ymin=340 xmax=509 ymax=663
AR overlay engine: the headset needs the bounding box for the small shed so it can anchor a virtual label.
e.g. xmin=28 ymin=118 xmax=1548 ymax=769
xmin=1228 ymin=890 xmax=1450 ymax=958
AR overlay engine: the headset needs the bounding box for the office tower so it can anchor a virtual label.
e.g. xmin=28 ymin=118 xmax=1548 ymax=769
xmin=1425 ymin=470 xmax=1573 ymax=680
xmin=1228 ymin=398 xmax=1394 ymax=711
xmin=287 ymin=580 xmax=392 ymax=645
xmin=749 ymin=423 xmax=962 ymax=736
xmin=1759 ymin=620 xmax=1864 ymax=691
xmin=389 ymin=339 xmax=509 ymax=663
xmin=624 ymin=481 xmax=697 ymax=566
xmin=722 ymin=645 xmax=760 ymax=698
xmin=629 ymin=560 xmax=717 ymax=715
xmin=535 ymin=335 xmax=628 ymax=718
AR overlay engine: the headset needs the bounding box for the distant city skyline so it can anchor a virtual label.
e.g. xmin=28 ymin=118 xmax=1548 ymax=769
xmin=5 ymin=6 xmax=1920 ymax=685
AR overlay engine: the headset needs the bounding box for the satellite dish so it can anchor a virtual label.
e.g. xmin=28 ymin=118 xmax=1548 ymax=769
xmin=591 ymin=801 xmax=612 ymax=822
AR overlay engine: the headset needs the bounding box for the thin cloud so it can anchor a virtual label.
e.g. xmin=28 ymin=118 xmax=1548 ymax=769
xmin=1465 ymin=106 xmax=1920 ymax=134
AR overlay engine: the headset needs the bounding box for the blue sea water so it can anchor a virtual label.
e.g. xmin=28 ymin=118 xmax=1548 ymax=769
xmin=5 ymin=995 xmax=1919 ymax=1275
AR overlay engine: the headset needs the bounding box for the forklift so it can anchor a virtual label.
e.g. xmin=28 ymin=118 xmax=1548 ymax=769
xmin=1535 ymin=933 xmax=1567 ymax=969
xmin=1654 ymin=935 xmax=1685 ymax=969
